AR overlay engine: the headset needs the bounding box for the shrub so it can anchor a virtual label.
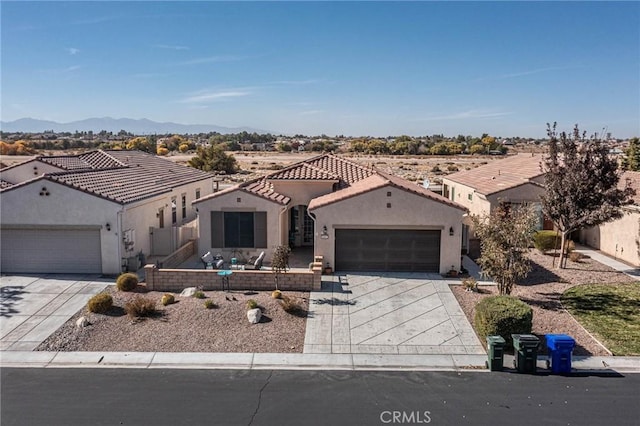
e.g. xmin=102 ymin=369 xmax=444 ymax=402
xmin=446 ymin=164 xmax=459 ymax=172
xmin=474 ymin=295 xmax=533 ymax=348
xmin=279 ymin=295 xmax=306 ymax=316
xmin=462 ymin=277 xmax=478 ymax=292
xmin=569 ymin=251 xmax=583 ymax=262
xmin=87 ymin=293 xmax=113 ymax=313
xmin=161 ymin=293 xmax=175 ymax=306
xmin=204 ymin=299 xmax=218 ymax=309
xmin=271 ymin=290 xmax=282 ymax=299
xmin=124 ymin=296 xmax=156 ymax=318
xmin=116 ymin=273 xmax=138 ymax=292
xmin=156 ymin=146 xmax=169 ymax=156
xmin=246 ymin=299 xmax=258 ymax=310
xmin=193 ymin=291 xmax=206 ymax=299
xmin=533 ymin=230 xmax=561 ymax=253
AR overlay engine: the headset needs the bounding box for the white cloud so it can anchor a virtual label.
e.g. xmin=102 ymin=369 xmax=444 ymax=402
xmin=474 ymin=66 xmax=579 ymax=82
xmin=299 ymin=110 xmax=323 ymax=116
xmin=180 ymin=89 xmax=251 ymax=103
xmin=66 ymin=47 xmax=80 ymax=55
xmin=179 ymin=55 xmax=245 ymax=65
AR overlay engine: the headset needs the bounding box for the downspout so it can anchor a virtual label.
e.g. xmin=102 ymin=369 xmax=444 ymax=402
xmin=117 ymin=205 xmax=125 ymax=273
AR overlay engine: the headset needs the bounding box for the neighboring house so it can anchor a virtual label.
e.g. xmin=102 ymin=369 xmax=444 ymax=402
xmin=441 ymin=154 xmax=551 ymax=255
xmin=0 ymin=150 xmax=214 ymax=275
xmin=577 ymin=171 xmax=640 ymax=267
xmin=194 ymin=153 xmax=467 ymax=274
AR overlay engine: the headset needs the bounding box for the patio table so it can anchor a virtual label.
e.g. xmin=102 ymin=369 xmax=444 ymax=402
xmin=217 ymin=270 xmax=232 ymax=291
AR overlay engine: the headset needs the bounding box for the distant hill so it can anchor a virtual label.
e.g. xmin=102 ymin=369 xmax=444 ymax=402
xmin=0 ymin=117 xmax=275 ymax=135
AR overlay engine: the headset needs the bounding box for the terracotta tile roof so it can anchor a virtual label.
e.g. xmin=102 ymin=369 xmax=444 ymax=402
xmin=38 ymin=150 xmax=124 ymax=170
xmin=309 ymin=171 xmax=467 ymax=211
xmin=268 ymin=162 xmax=340 ymax=181
xmin=444 ymin=154 xmax=545 ymax=195
xmin=2 ymin=150 xmax=212 ymax=204
xmin=305 ymin=154 xmax=375 ymax=187
xmin=621 ymin=171 xmax=640 ymax=205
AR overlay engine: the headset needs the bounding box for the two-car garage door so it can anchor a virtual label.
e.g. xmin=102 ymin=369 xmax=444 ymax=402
xmin=1 ymin=228 xmax=102 ymax=274
xmin=335 ymin=229 xmax=441 ymax=272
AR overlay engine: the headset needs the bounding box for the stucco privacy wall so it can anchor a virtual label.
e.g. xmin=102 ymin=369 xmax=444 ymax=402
xmin=122 ymin=179 xmax=211 ymax=258
xmin=144 ymin=263 xmax=323 ymax=292
xmin=0 ymin=160 xmax=63 ymax=184
xmin=0 ymin=179 xmax=122 ymax=274
xmin=578 ymin=210 xmax=640 ymax=267
xmin=311 ymin=185 xmax=465 ymax=274
xmin=195 ymin=190 xmax=285 ymax=261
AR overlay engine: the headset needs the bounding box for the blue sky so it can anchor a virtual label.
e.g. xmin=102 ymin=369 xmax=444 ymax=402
xmin=2 ymin=1 xmax=639 ymax=138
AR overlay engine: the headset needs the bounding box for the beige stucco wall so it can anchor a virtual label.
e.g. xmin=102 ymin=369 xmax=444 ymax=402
xmin=270 ymin=180 xmax=336 ymax=206
xmin=123 ymin=178 xmax=213 ymax=258
xmin=0 ymin=179 xmax=122 ymax=274
xmin=485 ymin=183 xmax=545 ymax=209
xmin=0 ymin=160 xmax=65 ymax=184
xmin=195 ymin=190 xmax=286 ymax=262
xmin=441 ymin=180 xmax=491 ymax=218
xmin=578 ymin=209 xmax=640 ymax=267
xmin=310 ymin=185 xmax=466 ymax=274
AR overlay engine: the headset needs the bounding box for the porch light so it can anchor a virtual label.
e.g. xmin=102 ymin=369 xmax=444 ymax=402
xmin=449 ymin=227 xmax=454 ymax=236
xmin=321 ymin=226 xmax=329 ymax=239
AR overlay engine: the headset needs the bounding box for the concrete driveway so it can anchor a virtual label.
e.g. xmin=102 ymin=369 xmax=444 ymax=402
xmin=1 ymin=274 xmax=109 ymax=351
xmin=304 ymin=273 xmax=484 ymax=355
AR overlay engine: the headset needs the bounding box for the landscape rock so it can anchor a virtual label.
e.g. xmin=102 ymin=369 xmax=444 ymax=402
xmin=76 ymin=316 xmax=89 ymax=328
xmin=247 ymin=308 xmax=262 ymax=324
xmin=180 ymin=287 xmax=196 ymax=297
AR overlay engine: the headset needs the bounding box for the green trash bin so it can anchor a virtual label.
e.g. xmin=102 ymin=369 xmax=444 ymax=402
xmin=512 ymin=334 xmax=540 ymax=373
xmin=486 ymin=335 xmax=506 ymax=371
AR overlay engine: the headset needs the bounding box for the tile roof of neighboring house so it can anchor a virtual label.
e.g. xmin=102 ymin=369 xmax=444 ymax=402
xmin=1 ymin=150 xmax=212 ymax=204
xmin=0 ymin=180 xmax=13 ymax=189
xmin=268 ymin=162 xmax=340 ymax=181
xmin=38 ymin=150 xmax=125 ymax=170
xmin=621 ymin=170 xmax=640 ymax=205
xmin=308 ymin=170 xmax=467 ymax=211
xmin=444 ymin=153 xmax=545 ymax=196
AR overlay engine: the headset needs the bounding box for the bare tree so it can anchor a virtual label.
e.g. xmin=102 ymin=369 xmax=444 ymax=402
xmin=472 ymin=204 xmax=538 ymax=295
xmin=540 ymin=123 xmax=635 ymax=268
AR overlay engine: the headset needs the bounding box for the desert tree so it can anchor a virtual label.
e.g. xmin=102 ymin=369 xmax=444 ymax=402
xmin=271 ymin=245 xmax=291 ymax=290
xmin=188 ymin=144 xmax=238 ymax=174
xmin=471 ymin=204 xmax=538 ymax=295
xmin=540 ymin=123 xmax=635 ymax=268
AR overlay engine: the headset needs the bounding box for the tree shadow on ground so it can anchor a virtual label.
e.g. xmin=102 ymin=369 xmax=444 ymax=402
xmin=562 ymin=292 xmax=638 ymax=322
xmin=0 ymin=286 xmax=25 ymax=318
xmin=518 ymin=293 xmax=564 ymax=312
xmin=312 ymin=297 xmax=356 ymax=306
xmin=518 ymin=259 xmax=563 ymax=286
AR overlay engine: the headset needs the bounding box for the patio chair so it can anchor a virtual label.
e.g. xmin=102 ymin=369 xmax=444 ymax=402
xmin=244 ymin=251 xmax=265 ymax=270
xmin=201 ymin=252 xmax=224 ymax=269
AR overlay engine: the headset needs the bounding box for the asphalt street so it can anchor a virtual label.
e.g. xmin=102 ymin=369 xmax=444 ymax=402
xmin=1 ymin=368 xmax=638 ymax=426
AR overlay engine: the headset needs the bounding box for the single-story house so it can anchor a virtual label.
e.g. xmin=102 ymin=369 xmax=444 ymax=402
xmin=441 ymin=153 xmax=551 ymax=255
xmin=577 ymin=171 xmax=640 ymax=267
xmin=194 ymin=153 xmax=467 ymax=274
xmin=0 ymin=150 xmax=215 ymax=275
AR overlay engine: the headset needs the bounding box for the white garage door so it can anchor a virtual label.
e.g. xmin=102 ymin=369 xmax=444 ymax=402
xmin=1 ymin=228 xmax=102 ymax=274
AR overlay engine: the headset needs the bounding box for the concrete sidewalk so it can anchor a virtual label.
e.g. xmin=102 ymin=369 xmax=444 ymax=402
xmin=574 ymin=244 xmax=640 ymax=278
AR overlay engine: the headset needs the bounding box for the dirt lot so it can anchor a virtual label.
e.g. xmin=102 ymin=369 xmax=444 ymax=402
xmin=452 ymin=249 xmax=637 ymax=356
xmin=37 ymin=288 xmax=309 ymax=353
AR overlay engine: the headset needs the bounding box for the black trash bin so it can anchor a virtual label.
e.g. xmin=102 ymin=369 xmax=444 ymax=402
xmin=545 ymin=334 xmax=575 ymax=374
xmin=486 ymin=335 xmax=506 ymax=371
xmin=512 ymin=334 xmax=540 ymax=373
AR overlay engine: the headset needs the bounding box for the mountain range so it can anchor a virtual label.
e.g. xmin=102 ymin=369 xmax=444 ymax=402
xmin=0 ymin=117 xmax=274 ymax=135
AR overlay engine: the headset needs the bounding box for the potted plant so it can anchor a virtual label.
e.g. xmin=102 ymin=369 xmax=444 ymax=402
xmin=324 ymin=263 xmax=333 ymax=275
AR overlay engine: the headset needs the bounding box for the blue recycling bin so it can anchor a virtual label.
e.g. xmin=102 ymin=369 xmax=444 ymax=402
xmin=545 ymin=334 xmax=575 ymax=374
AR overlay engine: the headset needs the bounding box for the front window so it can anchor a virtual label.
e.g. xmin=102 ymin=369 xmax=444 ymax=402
xmin=224 ymin=212 xmax=254 ymax=247
xmin=181 ymin=194 xmax=187 ymax=220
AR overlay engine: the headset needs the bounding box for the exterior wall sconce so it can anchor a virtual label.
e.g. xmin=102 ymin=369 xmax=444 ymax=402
xmin=449 ymin=226 xmax=454 ymax=236
xmin=105 ymin=223 xmax=111 ymax=231
xmin=320 ymin=225 xmax=329 ymax=239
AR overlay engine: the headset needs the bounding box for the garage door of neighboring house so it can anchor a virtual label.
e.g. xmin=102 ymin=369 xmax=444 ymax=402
xmin=1 ymin=228 xmax=102 ymax=274
xmin=335 ymin=229 xmax=441 ymax=272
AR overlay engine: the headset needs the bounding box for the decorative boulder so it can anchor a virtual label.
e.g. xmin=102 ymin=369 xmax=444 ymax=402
xmin=76 ymin=316 xmax=89 ymax=328
xmin=180 ymin=287 xmax=197 ymax=297
xmin=247 ymin=308 xmax=262 ymax=324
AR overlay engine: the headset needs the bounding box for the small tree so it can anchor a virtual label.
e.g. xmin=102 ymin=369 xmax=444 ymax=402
xmin=622 ymin=137 xmax=640 ymax=171
xmin=271 ymin=245 xmax=291 ymax=290
xmin=540 ymin=123 xmax=635 ymax=268
xmin=471 ymin=204 xmax=538 ymax=295
xmin=188 ymin=145 xmax=238 ymax=174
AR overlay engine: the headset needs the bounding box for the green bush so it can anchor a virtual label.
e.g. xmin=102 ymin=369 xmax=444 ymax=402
xmin=124 ymin=296 xmax=156 ymax=318
xmin=246 ymin=299 xmax=258 ymax=310
xmin=474 ymin=296 xmax=533 ymax=348
xmin=87 ymin=293 xmax=113 ymax=313
xmin=533 ymin=231 xmax=561 ymax=253
xmin=161 ymin=293 xmax=175 ymax=306
xmin=204 ymin=299 xmax=218 ymax=309
xmin=116 ymin=273 xmax=138 ymax=292
xmin=193 ymin=291 xmax=206 ymax=299
xmin=271 ymin=290 xmax=282 ymax=299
